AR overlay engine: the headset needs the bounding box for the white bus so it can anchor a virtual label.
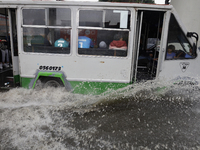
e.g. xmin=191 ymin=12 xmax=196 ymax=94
xmin=0 ymin=1 xmax=199 ymax=95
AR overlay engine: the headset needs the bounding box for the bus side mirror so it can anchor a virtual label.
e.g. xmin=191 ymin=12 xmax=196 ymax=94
xmin=187 ymin=32 xmax=199 ymax=42
xmin=187 ymin=32 xmax=199 ymax=56
xmin=192 ymin=43 xmax=197 ymax=56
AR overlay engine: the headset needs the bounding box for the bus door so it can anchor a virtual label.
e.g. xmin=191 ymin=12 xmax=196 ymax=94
xmin=0 ymin=8 xmax=19 ymax=88
xmin=0 ymin=8 xmax=14 ymax=88
xmin=134 ymin=11 xmax=143 ymax=82
xmin=134 ymin=10 xmax=164 ymax=82
xmin=8 ymin=9 xmax=19 ymax=87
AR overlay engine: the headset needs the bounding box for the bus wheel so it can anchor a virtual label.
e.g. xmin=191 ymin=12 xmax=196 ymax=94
xmin=43 ymin=78 xmax=64 ymax=88
xmin=34 ymin=79 xmax=43 ymax=90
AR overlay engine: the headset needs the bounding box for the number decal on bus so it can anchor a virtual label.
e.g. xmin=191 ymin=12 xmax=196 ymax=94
xmin=39 ymin=66 xmax=62 ymax=71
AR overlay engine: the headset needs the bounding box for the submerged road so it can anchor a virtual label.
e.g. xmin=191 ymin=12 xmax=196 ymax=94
xmin=0 ymin=81 xmax=200 ymax=149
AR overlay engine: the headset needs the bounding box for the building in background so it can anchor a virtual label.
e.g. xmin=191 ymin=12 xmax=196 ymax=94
xmin=171 ymin=0 xmax=200 ymax=47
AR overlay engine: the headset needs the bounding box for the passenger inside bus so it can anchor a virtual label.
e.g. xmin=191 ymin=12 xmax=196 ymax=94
xmin=109 ymin=34 xmax=127 ymax=50
xmin=99 ymin=41 xmax=107 ymax=48
xmin=31 ymin=30 xmax=51 ymax=47
xmin=77 ymin=29 xmax=128 ymax=57
xmin=30 ymin=19 xmax=51 ymax=47
xmin=138 ymin=38 xmax=159 ymax=65
xmin=54 ymin=35 xmax=69 ymax=48
xmin=165 ymin=44 xmax=194 ymax=60
xmin=78 ymin=33 xmax=94 ymax=48
xmin=0 ymin=43 xmax=10 ymax=69
xmin=166 ymin=45 xmax=176 ymax=59
xmin=185 ymin=48 xmax=193 ymax=58
xmin=175 ymin=49 xmax=186 ymax=58
xmin=135 ymin=11 xmax=164 ymax=81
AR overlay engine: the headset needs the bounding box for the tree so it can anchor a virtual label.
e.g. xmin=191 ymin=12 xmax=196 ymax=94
xmin=99 ymin=0 xmax=154 ymax=3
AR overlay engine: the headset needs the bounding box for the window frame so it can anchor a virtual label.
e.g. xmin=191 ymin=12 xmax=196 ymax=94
xmin=77 ymin=7 xmax=132 ymax=58
xmin=21 ymin=7 xmax=72 ymax=55
xmin=165 ymin=13 xmax=196 ymax=60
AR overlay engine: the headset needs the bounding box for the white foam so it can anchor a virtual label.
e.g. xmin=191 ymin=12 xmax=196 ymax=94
xmin=0 ymin=79 xmax=200 ymax=149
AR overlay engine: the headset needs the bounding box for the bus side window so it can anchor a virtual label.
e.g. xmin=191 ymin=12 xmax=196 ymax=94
xmin=77 ymin=29 xmax=129 ymax=57
xmin=78 ymin=9 xmax=130 ymax=57
xmin=166 ymin=14 xmax=195 ymax=60
xmin=22 ymin=8 xmax=71 ymax=54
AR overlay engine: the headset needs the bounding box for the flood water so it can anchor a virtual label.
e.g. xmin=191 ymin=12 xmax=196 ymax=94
xmin=0 ymin=80 xmax=200 ymax=150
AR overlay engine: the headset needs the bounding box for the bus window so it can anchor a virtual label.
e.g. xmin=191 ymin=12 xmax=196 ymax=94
xmin=22 ymin=8 xmax=71 ymax=54
xmin=105 ymin=10 xmax=130 ymax=29
xmin=79 ymin=9 xmax=130 ymax=29
xmin=78 ymin=9 xmax=130 ymax=57
xmin=166 ymin=14 xmax=195 ymax=60
xmin=79 ymin=10 xmax=103 ymax=27
xmin=48 ymin=8 xmax=71 ymax=26
xmin=78 ymin=29 xmax=129 ymax=57
xmin=23 ymin=9 xmax=45 ymax=25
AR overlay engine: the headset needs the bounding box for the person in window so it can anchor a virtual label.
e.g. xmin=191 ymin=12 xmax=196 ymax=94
xmin=99 ymin=41 xmax=107 ymax=48
xmin=109 ymin=34 xmax=127 ymax=50
xmin=31 ymin=28 xmax=51 ymax=47
xmin=175 ymin=50 xmax=185 ymax=59
xmin=166 ymin=45 xmax=176 ymax=59
xmin=0 ymin=44 xmax=10 ymax=69
xmin=78 ymin=34 xmax=94 ymax=48
xmin=185 ymin=48 xmax=193 ymax=58
xmin=54 ymin=35 xmax=69 ymax=48
xmin=31 ymin=19 xmax=51 ymax=47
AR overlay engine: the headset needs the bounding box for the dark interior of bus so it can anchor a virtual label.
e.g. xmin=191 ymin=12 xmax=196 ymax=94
xmin=135 ymin=10 xmax=164 ymax=82
xmin=0 ymin=8 xmax=18 ymax=89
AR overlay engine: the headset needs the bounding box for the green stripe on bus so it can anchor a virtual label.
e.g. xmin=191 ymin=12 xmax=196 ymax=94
xmin=32 ymin=72 xmax=65 ymax=89
xmin=69 ymin=81 xmax=130 ymax=95
xmin=14 ymin=75 xmax=20 ymax=84
xmin=20 ymin=76 xmax=130 ymax=95
xmin=21 ymin=77 xmax=32 ymax=88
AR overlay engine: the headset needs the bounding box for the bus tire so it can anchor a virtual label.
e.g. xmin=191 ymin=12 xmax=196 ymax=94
xmin=43 ymin=78 xmax=64 ymax=88
xmin=34 ymin=79 xmax=43 ymax=90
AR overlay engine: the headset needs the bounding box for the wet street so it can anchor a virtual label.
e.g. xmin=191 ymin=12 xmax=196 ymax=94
xmin=0 ymin=80 xmax=200 ymax=149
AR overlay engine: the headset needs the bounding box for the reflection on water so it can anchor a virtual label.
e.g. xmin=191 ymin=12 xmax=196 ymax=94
xmin=0 ymin=80 xmax=200 ymax=149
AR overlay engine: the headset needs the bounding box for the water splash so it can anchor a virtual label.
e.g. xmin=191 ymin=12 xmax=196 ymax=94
xmin=0 ymin=79 xmax=200 ymax=149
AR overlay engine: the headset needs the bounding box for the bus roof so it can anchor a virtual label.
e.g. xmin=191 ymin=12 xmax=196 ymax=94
xmin=0 ymin=1 xmax=173 ymax=10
